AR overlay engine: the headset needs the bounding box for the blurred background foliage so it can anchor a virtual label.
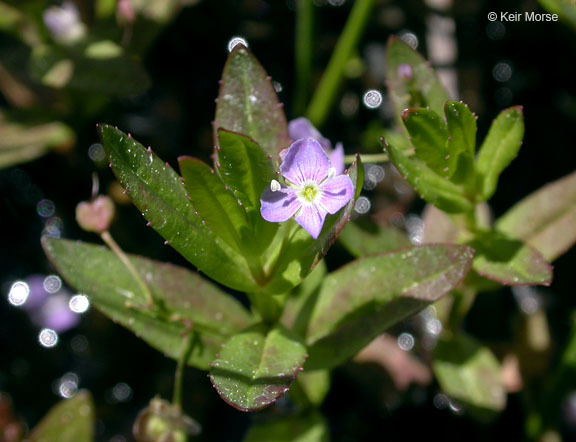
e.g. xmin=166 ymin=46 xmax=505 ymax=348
xmin=1 ymin=0 xmax=575 ymax=440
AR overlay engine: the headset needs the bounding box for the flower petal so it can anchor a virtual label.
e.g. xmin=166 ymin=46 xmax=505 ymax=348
xmin=330 ymin=142 xmax=345 ymax=175
xmin=295 ymin=204 xmax=327 ymax=239
xmin=288 ymin=118 xmax=332 ymax=152
xmin=260 ymin=187 xmax=300 ymax=223
xmin=280 ymin=138 xmax=331 ymax=186
xmin=319 ymin=175 xmax=354 ymax=214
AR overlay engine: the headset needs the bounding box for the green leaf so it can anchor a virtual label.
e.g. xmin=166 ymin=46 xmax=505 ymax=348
xmin=42 ymin=238 xmax=252 ymax=370
xmin=263 ymin=157 xmax=363 ymax=295
xmin=215 ymin=45 xmax=291 ymax=159
xmin=179 ymin=156 xmax=251 ymax=253
xmin=402 ymin=108 xmax=450 ymax=176
xmin=215 ymin=129 xmax=278 ymax=252
xmin=305 ymin=245 xmax=475 ymax=370
xmin=383 ymin=138 xmax=473 ymax=213
xmin=538 ymin=0 xmax=576 ymax=32
xmin=339 ymin=218 xmax=411 ymax=258
xmin=496 ymin=171 xmax=576 ymax=262
xmin=99 ymin=124 xmax=258 ymax=292
xmin=291 ymin=370 xmax=331 ymax=408
xmin=475 ymin=106 xmax=524 ymax=201
xmin=244 ymin=412 xmax=329 ymax=442
xmin=386 ymin=36 xmax=449 ymax=128
xmin=209 ymin=324 xmax=307 ymax=412
xmin=29 ymin=45 xmax=150 ymax=95
xmin=433 ymin=334 xmax=505 ymax=421
xmin=29 ymin=391 xmax=94 ymax=442
xmin=468 ymin=230 xmax=552 ymax=286
xmin=445 ymin=101 xmax=477 ymax=184
xmin=0 ymin=117 xmax=74 ymax=169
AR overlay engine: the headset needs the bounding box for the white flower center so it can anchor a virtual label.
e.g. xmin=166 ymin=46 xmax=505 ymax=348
xmin=297 ymin=182 xmax=322 ymax=206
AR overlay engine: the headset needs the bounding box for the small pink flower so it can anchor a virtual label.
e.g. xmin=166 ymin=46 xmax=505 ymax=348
xmin=260 ymin=138 xmax=353 ymax=239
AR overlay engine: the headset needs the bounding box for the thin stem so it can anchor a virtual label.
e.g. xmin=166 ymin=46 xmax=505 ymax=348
xmin=306 ymin=0 xmax=377 ymax=127
xmin=294 ymin=0 xmax=314 ymax=115
xmin=173 ymin=331 xmax=195 ymax=410
xmin=100 ymin=230 xmax=155 ymax=307
xmin=344 ymin=153 xmax=390 ymax=165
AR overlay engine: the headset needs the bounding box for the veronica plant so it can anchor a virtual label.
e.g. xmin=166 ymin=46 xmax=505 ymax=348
xmin=42 ymin=44 xmax=476 ymax=435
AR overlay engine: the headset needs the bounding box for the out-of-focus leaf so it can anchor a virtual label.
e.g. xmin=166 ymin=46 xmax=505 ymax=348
xmin=421 ymin=204 xmax=458 ymax=243
xmin=496 ymin=171 xmax=576 ymax=262
xmin=291 ymin=370 xmax=331 ymax=408
xmin=244 ymin=412 xmax=329 ymax=442
xmin=43 ymin=238 xmax=252 ymax=370
xmin=179 ymin=156 xmax=251 ymax=253
xmin=475 ymin=106 xmax=524 ymax=202
xmin=263 ymin=157 xmax=362 ymax=295
xmin=0 ymin=118 xmax=74 ymax=169
xmin=402 ymin=108 xmax=450 ymax=176
xmin=538 ymin=0 xmax=576 ymax=31
xmin=468 ymin=230 xmax=552 ymax=286
xmin=305 ymin=245 xmax=475 ymax=370
xmin=339 ymin=218 xmax=410 ymax=257
xmin=386 ymin=36 xmax=449 ymax=127
xmin=215 ymin=129 xmax=278 ymax=252
xmin=29 ymin=45 xmax=150 ymax=95
xmin=29 ymin=391 xmax=94 ymax=442
xmin=445 ymin=101 xmax=476 ymax=185
xmin=433 ymin=334 xmax=505 ymax=421
xmin=214 ymin=45 xmax=291 ymax=159
xmin=209 ymin=324 xmax=307 ymax=412
xmin=99 ymin=125 xmax=258 ymax=292
xmin=383 ymin=138 xmax=473 ymax=213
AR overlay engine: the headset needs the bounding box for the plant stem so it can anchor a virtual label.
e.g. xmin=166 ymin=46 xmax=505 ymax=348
xmin=344 ymin=153 xmax=390 ymax=164
xmin=173 ymin=331 xmax=195 ymax=410
xmin=306 ymin=0 xmax=377 ymax=127
xmin=100 ymin=230 xmax=155 ymax=307
xmin=294 ymin=0 xmax=314 ymax=115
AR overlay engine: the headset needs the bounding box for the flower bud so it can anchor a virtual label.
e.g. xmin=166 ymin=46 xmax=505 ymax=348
xmin=75 ymin=196 xmax=115 ymax=234
xmin=132 ymin=397 xmax=201 ymax=442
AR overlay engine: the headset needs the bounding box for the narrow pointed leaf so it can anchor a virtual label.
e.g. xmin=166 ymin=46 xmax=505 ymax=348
xmin=386 ymin=36 xmax=449 ymax=127
xmin=433 ymin=334 xmax=505 ymax=421
xmin=305 ymin=245 xmax=475 ymax=369
xmin=383 ymin=138 xmax=473 ymax=213
xmin=475 ymin=106 xmax=524 ymax=201
xmin=468 ymin=230 xmax=553 ymax=286
xmin=496 ymin=171 xmax=576 ymax=262
xmin=445 ymin=101 xmax=477 ymax=184
xmin=29 ymin=391 xmax=94 ymax=442
xmin=179 ymin=156 xmax=251 ymax=252
xmin=339 ymin=218 xmax=411 ymax=257
xmin=244 ymin=411 xmax=329 ymax=442
xmin=209 ymin=324 xmax=307 ymax=412
xmin=42 ymin=238 xmax=252 ymax=370
xmin=402 ymin=108 xmax=450 ymax=176
xmin=215 ymin=129 xmax=278 ymax=251
xmin=263 ymin=157 xmax=362 ymax=295
xmin=99 ymin=124 xmax=257 ymax=292
xmin=214 ymin=45 xmax=291 ymax=158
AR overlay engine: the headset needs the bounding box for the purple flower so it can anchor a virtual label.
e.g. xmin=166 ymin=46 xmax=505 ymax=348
xmin=288 ymin=118 xmax=345 ymax=175
xmin=260 ymin=138 xmax=354 ymax=239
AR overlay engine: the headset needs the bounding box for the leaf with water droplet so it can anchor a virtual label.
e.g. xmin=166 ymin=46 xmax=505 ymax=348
xmin=42 ymin=238 xmax=252 ymax=369
xmin=433 ymin=334 xmax=505 ymax=422
xmin=209 ymin=324 xmax=307 ymax=412
xmin=496 ymin=171 xmax=576 ymax=262
xmin=304 ymin=245 xmax=475 ymax=370
xmin=98 ymin=124 xmax=259 ymax=292
xmin=444 ymin=101 xmax=477 ymax=187
xmin=29 ymin=390 xmax=94 ymax=442
xmin=468 ymin=230 xmax=552 ymax=286
xmin=215 ymin=45 xmax=291 ymax=159
xmin=386 ymin=36 xmax=449 ymax=129
xmin=475 ymin=106 xmax=524 ymax=202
